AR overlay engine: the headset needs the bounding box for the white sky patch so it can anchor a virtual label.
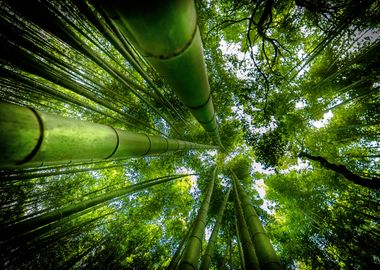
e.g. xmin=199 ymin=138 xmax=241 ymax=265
xmin=205 ymin=225 xmax=212 ymax=242
xmin=255 ymin=179 xmax=266 ymax=197
xmin=297 ymin=49 xmax=305 ymax=59
xmin=252 ymin=119 xmax=278 ymax=134
xmin=218 ymin=39 xmax=256 ymax=80
xmin=295 ymin=99 xmax=307 ymax=109
xmin=253 ymin=179 xmax=275 ymax=215
xmin=280 ymin=158 xmax=311 ymax=174
xmin=206 ymin=149 xmax=218 ymax=157
xmin=311 ymin=111 xmax=333 ymax=128
xmin=219 ymin=39 xmax=246 ymax=61
xmin=251 ymin=161 xmax=274 ymax=175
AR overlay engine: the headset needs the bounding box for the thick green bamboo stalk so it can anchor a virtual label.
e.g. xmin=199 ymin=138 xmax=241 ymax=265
xmin=233 ymin=182 xmax=260 ymax=270
xmin=0 ymin=102 xmax=217 ymax=168
xmin=2 ymin=0 xmax=181 ymax=135
xmin=99 ymin=0 xmax=222 ymax=145
xmin=231 ymin=171 xmax=282 ymax=270
xmin=73 ymin=0 xmax=188 ymax=125
xmin=200 ymin=189 xmax=230 ymax=270
xmin=0 ymin=174 xmax=189 ymax=239
xmin=166 ymin=222 xmax=194 ymax=270
xmin=179 ymin=167 xmax=216 ymax=270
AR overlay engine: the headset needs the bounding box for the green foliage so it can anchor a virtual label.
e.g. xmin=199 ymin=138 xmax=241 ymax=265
xmin=248 ymin=127 xmax=288 ymax=169
xmin=1 ymin=0 xmax=380 ymax=269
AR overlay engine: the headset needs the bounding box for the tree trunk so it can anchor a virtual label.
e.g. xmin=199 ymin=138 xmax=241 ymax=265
xmin=299 ymin=152 xmax=380 ymax=189
xmin=0 ymin=102 xmax=217 ymax=168
xmin=179 ymin=167 xmax=216 ymax=270
xmin=200 ymin=189 xmax=230 ymax=270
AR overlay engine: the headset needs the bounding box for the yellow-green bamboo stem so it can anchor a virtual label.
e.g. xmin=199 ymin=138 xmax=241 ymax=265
xmin=233 ymin=179 xmax=260 ymax=270
xmin=179 ymin=167 xmax=216 ymax=270
xmin=99 ymin=0 xmax=222 ymax=145
xmin=0 ymin=102 xmax=217 ymax=168
xmin=200 ymin=189 xmax=230 ymax=270
xmin=231 ymin=171 xmax=282 ymax=270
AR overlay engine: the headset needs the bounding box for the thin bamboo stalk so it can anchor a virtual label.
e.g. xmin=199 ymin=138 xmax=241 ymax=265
xmin=200 ymin=189 xmax=230 ymax=270
xmin=179 ymin=167 xmax=216 ymax=270
xmin=0 ymin=174 xmax=190 ymax=239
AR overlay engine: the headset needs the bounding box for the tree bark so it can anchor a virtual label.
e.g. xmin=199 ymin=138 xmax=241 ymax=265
xmin=299 ymin=152 xmax=380 ymax=189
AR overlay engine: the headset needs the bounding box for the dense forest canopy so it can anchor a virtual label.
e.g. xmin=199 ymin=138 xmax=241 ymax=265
xmin=0 ymin=0 xmax=379 ymax=269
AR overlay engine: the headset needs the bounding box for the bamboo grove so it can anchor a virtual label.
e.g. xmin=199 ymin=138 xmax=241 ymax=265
xmin=0 ymin=0 xmax=379 ymax=269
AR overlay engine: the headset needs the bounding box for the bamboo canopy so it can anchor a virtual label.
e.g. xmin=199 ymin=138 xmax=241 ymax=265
xmin=0 ymin=102 xmax=217 ymax=168
xmin=99 ymin=0 xmax=222 ymax=146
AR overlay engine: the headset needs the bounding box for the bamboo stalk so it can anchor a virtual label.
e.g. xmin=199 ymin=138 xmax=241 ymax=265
xmin=179 ymin=167 xmax=216 ymax=269
xmin=231 ymin=171 xmax=282 ymax=270
xmin=99 ymin=0 xmax=222 ymax=145
xmin=0 ymin=102 xmax=217 ymax=168
xmin=200 ymin=189 xmax=230 ymax=270
xmin=0 ymin=174 xmax=190 ymax=239
xmin=233 ymin=180 xmax=260 ymax=270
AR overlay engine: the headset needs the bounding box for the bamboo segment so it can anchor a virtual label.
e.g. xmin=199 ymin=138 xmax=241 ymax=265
xmin=0 ymin=102 xmax=217 ymax=168
xmin=99 ymin=0 xmax=222 ymax=145
xmin=166 ymin=223 xmax=194 ymax=270
xmin=231 ymin=171 xmax=282 ymax=270
xmin=200 ymin=189 xmax=230 ymax=270
xmin=179 ymin=167 xmax=216 ymax=270
xmin=233 ymin=179 xmax=260 ymax=270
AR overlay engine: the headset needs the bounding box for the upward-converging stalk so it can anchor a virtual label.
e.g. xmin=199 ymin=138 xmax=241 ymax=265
xmin=0 ymin=102 xmax=217 ymax=168
xmin=179 ymin=167 xmax=216 ymax=270
xmin=99 ymin=0 xmax=223 ymax=147
xmin=231 ymin=171 xmax=282 ymax=270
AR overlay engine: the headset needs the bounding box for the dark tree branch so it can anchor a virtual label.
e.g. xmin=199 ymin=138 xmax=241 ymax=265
xmin=299 ymin=152 xmax=380 ymax=189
